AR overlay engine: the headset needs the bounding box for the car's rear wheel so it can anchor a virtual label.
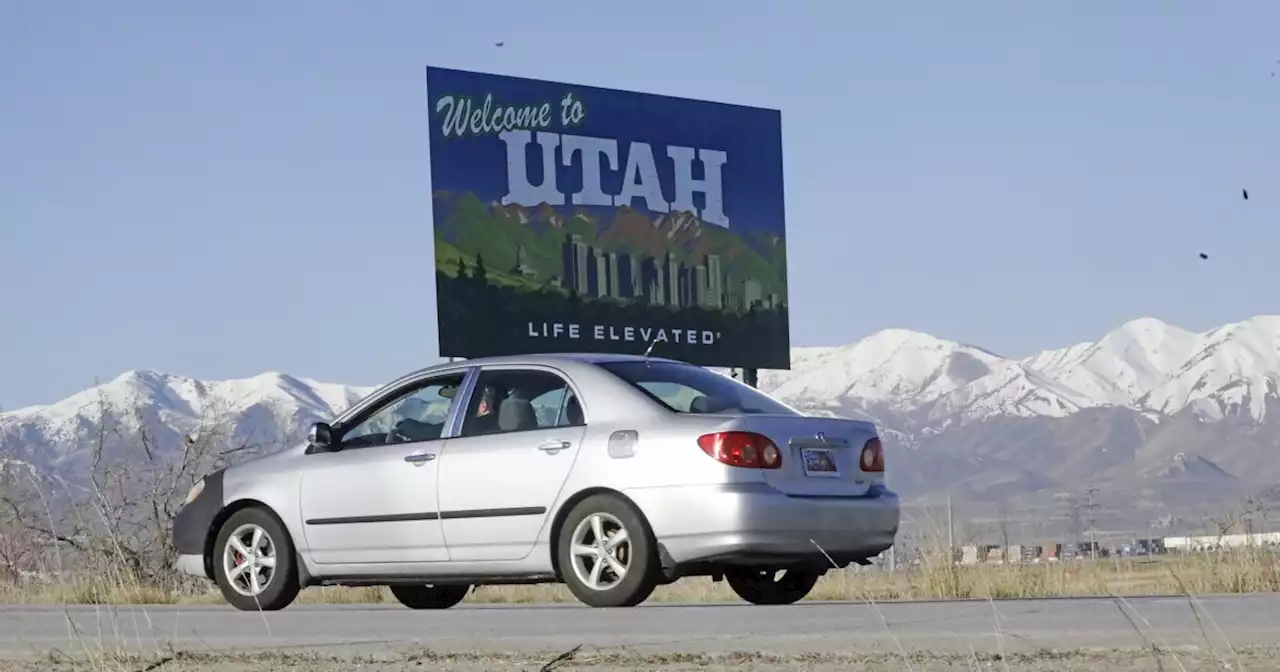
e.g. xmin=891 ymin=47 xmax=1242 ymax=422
xmin=557 ymin=494 xmax=659 ymax=608
xmin=725 ymin=567 xmax=820 ymax=605
xmin=389 ymin=584 xmax=471 ymax=609
xmin=212 ymin=507 xmax=300 ymax=611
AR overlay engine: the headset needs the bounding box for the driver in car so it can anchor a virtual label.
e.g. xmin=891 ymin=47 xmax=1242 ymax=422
xmin=467 ymin=384 xmax=505 ymax=435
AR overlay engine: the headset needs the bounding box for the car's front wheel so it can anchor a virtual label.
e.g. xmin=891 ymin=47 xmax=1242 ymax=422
xmin=556 ymin=494 xmax=659 ymax=608
xmin=212 ymin=507 xmax=300 ymax=611
xmin=389 ymin=584 xmax=471 ymax=609
xmin=725 ymin=567 xmax=820 ymax=605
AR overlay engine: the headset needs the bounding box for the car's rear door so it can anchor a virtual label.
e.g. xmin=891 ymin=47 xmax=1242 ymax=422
xmin=299 ymin=370 xmax=468 ymax=565
xmin=436 ymin=365 xmax=587 ymax=562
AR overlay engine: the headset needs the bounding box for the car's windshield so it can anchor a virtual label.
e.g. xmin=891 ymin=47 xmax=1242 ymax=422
xmin=597 ymin=360 xmax=799 ymax=416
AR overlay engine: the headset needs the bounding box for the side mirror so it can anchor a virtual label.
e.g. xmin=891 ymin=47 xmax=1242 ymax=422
xmin=308 ymin=422 xmax=334 ymax=450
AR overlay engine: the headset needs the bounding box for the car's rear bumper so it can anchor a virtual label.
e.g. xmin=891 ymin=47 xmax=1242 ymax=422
xmin=624 ymin=482 xmax=900 ymax=567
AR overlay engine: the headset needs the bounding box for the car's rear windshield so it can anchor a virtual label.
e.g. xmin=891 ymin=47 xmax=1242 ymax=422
xmin=597 ymin=360 xmax=800 ymax=416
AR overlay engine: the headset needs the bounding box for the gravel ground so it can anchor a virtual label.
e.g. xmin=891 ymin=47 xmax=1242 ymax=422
xmin=1 ymin=646 xmax=1277 ymax=672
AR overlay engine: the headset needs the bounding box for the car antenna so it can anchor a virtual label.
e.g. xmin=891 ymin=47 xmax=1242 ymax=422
xmin=642 ymin=332 xmax=659 ymax=364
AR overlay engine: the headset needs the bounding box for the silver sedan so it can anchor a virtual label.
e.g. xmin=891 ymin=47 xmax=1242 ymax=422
xmin=172 ymin=353 xmax=900 ymax=610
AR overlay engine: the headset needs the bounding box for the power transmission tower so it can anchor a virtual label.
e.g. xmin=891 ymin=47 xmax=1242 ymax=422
xmin=1084 ymin=484 xmax=1101 ymax=560
xmin=1066 ymin=497 xmax=1083 ymax=545
xmin=996 ymin=502 xmax=1011 ymax=551
xmin=947 ymin=494 xmax=955 ymax=563
xmin=1064 ymin=485 xmax=1102 ymax=560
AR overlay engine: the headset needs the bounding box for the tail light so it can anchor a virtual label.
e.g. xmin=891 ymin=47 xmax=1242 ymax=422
xmin=697 ymin=431 xmax=782 ymax=469
xmin=860 ymin=437 xmax=884 ymax=472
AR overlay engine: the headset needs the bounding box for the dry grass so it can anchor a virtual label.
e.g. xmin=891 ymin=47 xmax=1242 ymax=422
xmin=4 ymin=545 xmax=1280 ymax=607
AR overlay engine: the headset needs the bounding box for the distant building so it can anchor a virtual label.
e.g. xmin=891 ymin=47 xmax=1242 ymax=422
xmin=607 ymin=252 xmax=621 ymax=299
xmin=742 ymin=280 xmax=763 ymax=310
xmin=591 ymin=248 xmax=609 ymax=298
xmin=665 ymin=251 xmax=679 ymax=307
xmin=561 ymin=235 xmax=590 ymax=295
xmin=617 ymin=254 xmax=634 ymax=298
xmin=554 ymin=236 xmax=769 ymax=311
xmin=705 ymin=254 xmax=723 ymax=309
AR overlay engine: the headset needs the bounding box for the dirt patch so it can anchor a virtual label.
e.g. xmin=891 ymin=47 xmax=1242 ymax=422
xmin=1 ymin=646 xmax=1277 ymax=672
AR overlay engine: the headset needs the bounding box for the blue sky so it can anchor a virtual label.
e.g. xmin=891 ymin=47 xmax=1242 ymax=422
xmin=2 ymin=1 xmax=1277 ymax=409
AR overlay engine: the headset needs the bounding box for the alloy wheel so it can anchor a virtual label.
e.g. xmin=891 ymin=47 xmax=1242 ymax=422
xmin=569 ymin=512 xmax=631 ymax=591
xmin=221 ymin=523 xmax=277 ymax=598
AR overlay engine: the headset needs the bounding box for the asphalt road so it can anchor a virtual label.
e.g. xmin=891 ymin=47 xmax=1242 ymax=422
xmin=2 ymin=595 xmax=1279 ymax=659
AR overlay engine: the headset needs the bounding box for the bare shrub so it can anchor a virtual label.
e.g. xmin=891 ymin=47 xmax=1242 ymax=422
xmin=0 ymin=462 xmax=42 ymax=582
xmin=0 ymin=387 xmax=301 ymax=601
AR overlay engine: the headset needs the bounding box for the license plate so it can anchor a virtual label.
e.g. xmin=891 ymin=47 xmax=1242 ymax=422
xmin=801 ymin=447 xmax=839 ymax=477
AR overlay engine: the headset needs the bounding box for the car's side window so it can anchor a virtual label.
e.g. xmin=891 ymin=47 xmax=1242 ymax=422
xmin=338 ymin=372 xmax=467 ymax=449
xmin=531 ymin=387 xmax=586 ymax=428
xmin=636 ymin=381 xmax=705 ymax=412
xmin=458 ymin=369 xmax=585 ymax=438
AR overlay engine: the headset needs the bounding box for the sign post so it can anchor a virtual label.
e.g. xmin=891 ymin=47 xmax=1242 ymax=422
xmin=424 ymin=67 xmax=790 ymax=373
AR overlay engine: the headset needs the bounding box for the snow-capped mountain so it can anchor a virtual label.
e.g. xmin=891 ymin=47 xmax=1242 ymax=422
xmin=1139 ymin=316 xmax=1280 ymax=422
xmin=0 ymin=370 xmax=377 ymax=473
xmin=761 ymin=314 xmax=1280 ymax=427
xmin=3 ymin=314 xmax=1278 ymax=506
xmin=757 ymin=328 xmax=1098 ymax=427
xmin=1 ymin=370 xmax=375 ymax=432
xmin=1023 ymin=317 xmax=1204 ymax=407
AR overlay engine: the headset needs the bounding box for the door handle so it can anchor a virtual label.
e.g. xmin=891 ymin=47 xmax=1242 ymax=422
xmin=537 ymin=440 xmax=571 ymax=453
xmin=404 ymin=452 xmax=436 ymax=465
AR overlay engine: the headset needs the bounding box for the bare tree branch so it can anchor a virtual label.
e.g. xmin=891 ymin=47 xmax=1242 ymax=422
xmin=0 ymin=389 xmax=302 ymax=591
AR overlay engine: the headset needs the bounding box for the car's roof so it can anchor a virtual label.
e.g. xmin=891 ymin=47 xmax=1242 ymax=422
xmin=394 ymin=352 xmax=692 ymax=381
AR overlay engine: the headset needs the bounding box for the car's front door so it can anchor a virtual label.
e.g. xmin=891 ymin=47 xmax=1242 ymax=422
xmin=436 ymin=366 xmax=588 ymax=562
xmin=299 ymin=370 xmax=468 ymax=565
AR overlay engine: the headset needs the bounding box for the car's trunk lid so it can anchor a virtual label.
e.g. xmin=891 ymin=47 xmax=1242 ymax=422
xmin=740 ymin=414 xmax=882 ymax=497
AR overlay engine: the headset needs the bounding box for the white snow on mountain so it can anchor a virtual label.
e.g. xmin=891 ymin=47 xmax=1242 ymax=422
xmin=752 ymin=314 xmax=1279 ymax=426
xmin=920 ymin=360 xmax=1096 ymax=423
xmin=0 ymin=370 xmax=378 ymax=451
xmin=757 ymin=328 xmax=1104 ymax=425
xmin=1140 ymin=316 xmax=1280 ymax=422
xmin=1023 ymin=317 xmax=1203 ymax=406
xmin=759 ymin=329 xmax=1005 ymax=407
xmin=756 ymin=328 xmax=1097 ymax=425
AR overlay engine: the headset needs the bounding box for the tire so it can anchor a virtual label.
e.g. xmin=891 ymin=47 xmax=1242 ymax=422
xmin=725 ymin=568 xmax=820 ymax=605
xmin=556 ymin=493 xmax=659 ymax=608
xmin=212 ymin=507 xmax=301 ymax=611
xmin=389 ymin=584 xmax=471 ymax=609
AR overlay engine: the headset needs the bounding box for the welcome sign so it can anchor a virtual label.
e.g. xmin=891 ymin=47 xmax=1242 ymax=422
xmin=425 ymin=66 xmax=790 ymax=369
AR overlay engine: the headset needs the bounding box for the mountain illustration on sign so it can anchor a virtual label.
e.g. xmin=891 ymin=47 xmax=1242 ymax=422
xmin=432 ymin=190 xmax=787 ymax=308
xmin=430 ymin=190 xmax=790 ymax=367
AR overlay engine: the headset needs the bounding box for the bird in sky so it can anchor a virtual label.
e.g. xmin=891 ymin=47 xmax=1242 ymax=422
xmin=495 ymin=41 xmax=504 ymax=47
xmin=1243 ymin=188 xmax=1249 ymax=200
xmin=1199 ymin=252 xmax=1209 ymax=260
